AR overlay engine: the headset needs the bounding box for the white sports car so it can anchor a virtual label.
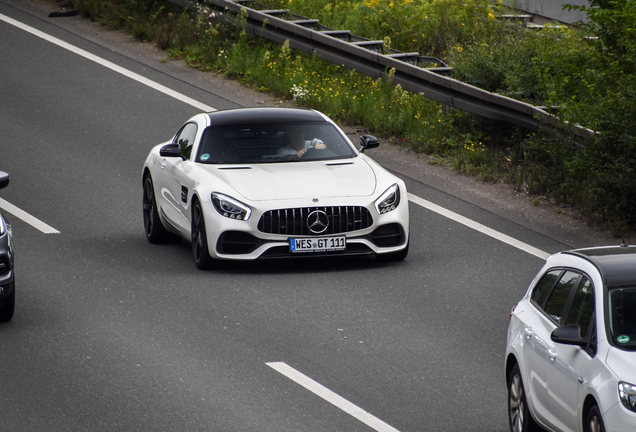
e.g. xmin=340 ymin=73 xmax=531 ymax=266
xmin=142 ymin=107 xmax=409 ymax=269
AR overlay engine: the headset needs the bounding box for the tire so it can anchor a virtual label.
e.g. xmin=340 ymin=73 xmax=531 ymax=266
xmin=376 ymin=240 xmax=409 ymax=262
xmin=508 ymin=364 xmax=539 ymax=432
xmin=191 ymin=200 xmax=216 ymax=270
xmin=0 ymin=280 xmax=15 ymax=322
xmin=143 ymin=175 xmax=177 ymax=244
xmin=585 ymin=405 xmax=605 ymax=432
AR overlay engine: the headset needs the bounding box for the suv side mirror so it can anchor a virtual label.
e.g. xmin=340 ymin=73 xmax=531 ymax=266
xmin=0 ymin=171 xmax=9 ymax=190
xmin=160 ymin=143 xmax=182 ymax=158
xmin=359 ymin=135 xmax=380 ymax=153
xmin=551 ymin=324 xmax=587 ymax=347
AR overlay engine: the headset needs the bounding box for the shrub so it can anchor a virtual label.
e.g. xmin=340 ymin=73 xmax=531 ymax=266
xmin=261 ymin=0 xmax=502 ymax=57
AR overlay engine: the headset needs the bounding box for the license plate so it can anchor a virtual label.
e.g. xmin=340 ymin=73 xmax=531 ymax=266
xmin=289 ymin=236 xmax=346 ymax=253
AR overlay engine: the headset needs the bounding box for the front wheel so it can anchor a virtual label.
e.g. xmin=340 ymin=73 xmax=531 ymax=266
xmin=585 ymin=405 xmax=605 ymax=432
xmin=142 ymin=176 xmax=177 ymax=244
xmin=191 ymin=201 xmax=217 ymax=270
xmin=508 ymin=364 xmax=539 ymax=432
xmin=0 ymin=280 xmax=15 ymax=322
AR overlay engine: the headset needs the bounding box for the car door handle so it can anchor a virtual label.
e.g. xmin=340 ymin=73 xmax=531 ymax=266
xmin=524 ymin=327 xmax=533 ymax=339
xmin=160 ymin=159 xmax=167 ymax=169
xmin=548 ymin=348 xmax=557 ymax=361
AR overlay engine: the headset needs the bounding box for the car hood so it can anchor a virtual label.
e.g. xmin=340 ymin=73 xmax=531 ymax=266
xmin=606 ymin=346 xmax=636 ymax=383
xmin=202 ymin=159 xmax=377 ymax=201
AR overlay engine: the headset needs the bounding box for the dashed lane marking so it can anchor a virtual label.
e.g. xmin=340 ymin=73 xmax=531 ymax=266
xmin=267 ymin=362 xmax=402 ymax=432
xmin=0 ymin=198 xmax=60 ymax=234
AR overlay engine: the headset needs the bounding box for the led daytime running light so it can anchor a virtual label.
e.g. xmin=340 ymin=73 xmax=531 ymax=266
xmin=212 ymin=193 xmax=252 ymax=221
xmin=375 ymin=184 xmax=400 ymax=214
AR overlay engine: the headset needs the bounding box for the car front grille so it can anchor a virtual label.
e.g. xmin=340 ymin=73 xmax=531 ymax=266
xmin=258 ymin=206 xmax=373 ymax=236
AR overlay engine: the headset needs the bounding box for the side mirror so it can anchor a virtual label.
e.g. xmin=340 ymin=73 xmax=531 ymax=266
xmin=551 ymin=324 xmax=587 ymax=347
xmin=0 ymin=171 xmax=9 ymax=190
xmin=359 ymin=135 xmax=380 ymax=153
xmin=160 ymin=143 xmax=182 ymax=158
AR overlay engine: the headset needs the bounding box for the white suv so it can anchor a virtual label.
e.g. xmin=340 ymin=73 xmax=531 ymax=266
xmin=505 ymin=244 xmax=636 ymax=432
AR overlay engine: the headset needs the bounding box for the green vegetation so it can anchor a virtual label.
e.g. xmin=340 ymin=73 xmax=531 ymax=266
xmin=68 ymin=0 xmax=636 ymax=234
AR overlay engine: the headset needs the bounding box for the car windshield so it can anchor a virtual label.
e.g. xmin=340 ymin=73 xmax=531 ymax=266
xmin=195 ymin=121 xmax=357 ymax=164
xmin=608 ymin=287 xmax=636 ymax=350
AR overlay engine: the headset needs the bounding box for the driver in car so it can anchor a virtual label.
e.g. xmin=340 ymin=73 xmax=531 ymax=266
xmin=277 ymin=125 xmax=326 ymax=159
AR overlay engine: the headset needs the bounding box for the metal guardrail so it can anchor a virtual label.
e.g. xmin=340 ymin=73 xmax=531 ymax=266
xmin=175 ymin=0 xmax=594 ymax=138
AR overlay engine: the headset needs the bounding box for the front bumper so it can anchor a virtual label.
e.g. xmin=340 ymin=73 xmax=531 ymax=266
xmin=602 ymin=399 xmax=636 ymax=430
xmin=202 ymin=197 xmax=410 ymax=261
xmin=0 ymin=214 xmax=14 ymax=300
xmin=216 ymin=223 xmax=407 ymax=259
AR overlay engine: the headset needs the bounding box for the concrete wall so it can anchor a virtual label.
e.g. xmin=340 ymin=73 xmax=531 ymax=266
xmin=502 ymin=0 xmax=589 ymax=24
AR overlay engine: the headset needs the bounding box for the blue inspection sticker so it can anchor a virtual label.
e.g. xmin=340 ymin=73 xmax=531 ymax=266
xmin=200 ymin=153 xmax=210 ymax=161
xmin=617 ymin=335 xmax=630 ymax=344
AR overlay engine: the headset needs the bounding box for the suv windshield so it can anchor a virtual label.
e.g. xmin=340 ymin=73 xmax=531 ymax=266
xmin=195 ymin=122 xmax=357 ymax=164
xmin=609 ymin=287 xmax=636 ymax=350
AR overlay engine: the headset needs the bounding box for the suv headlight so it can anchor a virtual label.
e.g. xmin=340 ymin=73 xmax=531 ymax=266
xmin=619 ymin=382 xmax=636 ymax=412
xmin=375 ymin=184 xmax=400 ymax=214
xmin=212 ymin=193 xmax=252 ymax=220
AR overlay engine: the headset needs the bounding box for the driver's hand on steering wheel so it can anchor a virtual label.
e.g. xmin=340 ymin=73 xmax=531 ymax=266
xmin=296 ymin=141 xmax=326 ymax=158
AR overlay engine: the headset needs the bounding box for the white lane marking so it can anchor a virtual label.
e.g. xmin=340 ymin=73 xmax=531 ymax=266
xmin=0 ymin=198 xmax=60 ymax=234
xmin=0 ymin=13 xmax=213 ymax=234
xmin=0 ymin=13 xmax=216 ymax=112
xmin=267 ymin=362 xmax=402 ymax=432
xmin=408 ymin=193 xmax=550 ymax=260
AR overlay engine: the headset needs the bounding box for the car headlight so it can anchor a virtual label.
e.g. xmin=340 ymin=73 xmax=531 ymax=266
xmin=619 ymin=382 xmax=636 ymax=412
xmin=0 ymin=216 xmax=5 ymax=236
xmin=375 ymin=184 xmax=400 ymax=214
xmin=212 ymin=193 xmax=252 ymax=221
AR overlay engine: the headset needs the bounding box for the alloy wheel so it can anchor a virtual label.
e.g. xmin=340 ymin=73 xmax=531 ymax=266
xmin=509 ymin=373 xmax=525 ymax=432
xmin=193 ymin=204 xmax=204 ymax=263
xmin=143 ymin=179 xmax=154 ymax=236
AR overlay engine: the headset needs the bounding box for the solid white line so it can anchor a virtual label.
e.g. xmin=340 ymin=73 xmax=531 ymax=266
xmin=0 ymin=13 xmax=216 ymax=112
xmin=0 ymin=12 xmax=215 ymax=234
xmin=267 ymin=362 xmax=402 ymax=432
xmin=0 ymin=198 xmax=60 ymax=234
xmin=408 ymin=193 xmax=550 ymax=260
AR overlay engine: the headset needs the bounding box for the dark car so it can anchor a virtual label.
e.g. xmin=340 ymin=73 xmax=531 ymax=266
xmin=0 ymin=171 xmax=14 ymax=322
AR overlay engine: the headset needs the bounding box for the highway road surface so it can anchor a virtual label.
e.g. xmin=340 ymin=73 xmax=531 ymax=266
xmin=0 ymin=1 xmax=619 ymax=431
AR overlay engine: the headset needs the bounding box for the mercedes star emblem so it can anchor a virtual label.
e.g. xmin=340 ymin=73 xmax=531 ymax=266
xmin=307 ymin=210 xmax=329 ymax=234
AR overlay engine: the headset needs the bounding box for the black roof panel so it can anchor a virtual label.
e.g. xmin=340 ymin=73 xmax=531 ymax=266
xmin=566 ymin=246 xmax=636 ymax=288
xmin=205 ymin=107 xmax=327 ymax=126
